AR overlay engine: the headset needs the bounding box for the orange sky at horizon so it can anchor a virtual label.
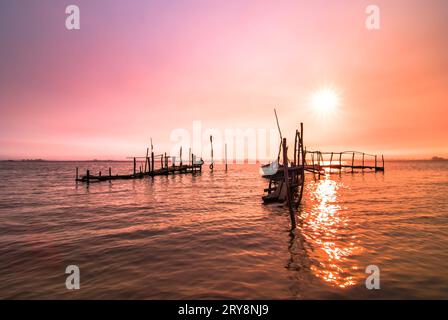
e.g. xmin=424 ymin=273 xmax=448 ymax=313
xmin=0 ymin=0 xmax=447 ymax=160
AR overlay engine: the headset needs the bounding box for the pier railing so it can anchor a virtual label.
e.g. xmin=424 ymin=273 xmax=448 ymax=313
xmin=304 ymin=150 xmax=385 ymax=176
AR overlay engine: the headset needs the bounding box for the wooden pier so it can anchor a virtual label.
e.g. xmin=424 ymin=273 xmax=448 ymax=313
xmin=262 ymin=123 xmax=306 ymax=226
xmin=76 ymin=147 xmax=204 ymax=183
xmin=261 ymin=122 xmax=385 ymax=229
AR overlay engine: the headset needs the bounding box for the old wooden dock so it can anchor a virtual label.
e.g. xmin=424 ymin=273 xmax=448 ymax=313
xmin=76 ymin=148 xmax=204 ymax=183
xmin=261 ymin=121 xmax=385 ymax=229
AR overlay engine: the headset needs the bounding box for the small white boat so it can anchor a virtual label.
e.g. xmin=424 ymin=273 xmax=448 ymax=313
xmin=260 ymin=160 xmax=280 ymax=177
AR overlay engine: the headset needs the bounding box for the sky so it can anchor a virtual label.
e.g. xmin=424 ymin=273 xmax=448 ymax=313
xmin=0 ymin=0 xmax=447 ymax=160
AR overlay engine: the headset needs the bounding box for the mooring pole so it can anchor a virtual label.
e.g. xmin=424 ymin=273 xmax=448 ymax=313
xmin=293 ymin=130 xmax=298 ymax=167
xmin=133 ymin=157 xmax=136 ymax=175
xmin=300 ymin=122 xmax=304 ymax=162
xmin=180 ymin=147 xmax=183 ymax=167
xmin=375 ymin=155 xmax=378 ymax=171
xmin=317 ymin=152 xmax=321 ymax=179
xmin=144 ymin=147 xmax=149 ymax=173
xmin=225 ymin=143 xmax=228 ymax=171
xmin=330 ymin=152 xmax=333 ymax=174
xmin=109 ymin=167 xmax=112 ymax=178
xmin=339 ymin=152 xmax=342 ymax=172
xmin=210 ymin=135 xmax=214 ymax=171
xmin=189 ymin=148 xmax=192 ymax=166
xmin=362 ymin=153 xmax=365 ymax=172
xmin=351 ymin=152 xmax=355 ymax=173
xmin=311 ymin=152 xmax=315 ymax=180
xmin=151 ymin=152 xmax=154 ymax=175
xmin=282 ymin=138 xmax=295 ymax=229
xmin=297 ymin=123 xmax=305 ymax=205
xmin=382 ymin=154 xmax=385 ymax=170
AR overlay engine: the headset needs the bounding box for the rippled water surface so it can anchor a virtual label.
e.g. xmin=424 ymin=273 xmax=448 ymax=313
xmin=0 ymin=161 xmax=447 ymax=299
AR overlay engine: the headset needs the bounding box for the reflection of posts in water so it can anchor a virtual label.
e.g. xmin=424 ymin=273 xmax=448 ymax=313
xmin=304 ymin=177 xmax=361 ymax=288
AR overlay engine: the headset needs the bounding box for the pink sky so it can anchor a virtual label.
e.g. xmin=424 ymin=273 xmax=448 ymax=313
xmin=0 ymin=0 xmax=447 ymax=160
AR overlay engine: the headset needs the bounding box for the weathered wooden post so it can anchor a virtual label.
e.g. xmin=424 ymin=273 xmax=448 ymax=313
xmin=362 ymin=153 xmax=365 ymax=172
xmin=330 ymin=152 xmax=333 ymax=174
xmin=293 ymin=130 xmax=298 ymax=167
xmin=382 ymin=154 xmax=385 ymax=170
xmin=375 ymin=155 xmax=378 ymax=171
xmin=180 ymin=146 xmax=183 ymax=167
xmin=311 ymin=152 xmax=316 ymax=180
xmin=339 ymin=152 xmax=342 ymax=172
xmin=99 ymin=171 xmax=102 ymax=177
xmin=189 ymin=148 xmax=192 ymax=166
xmin=109 ymin=167 xmax=112 ymax=178
xmin=297 ymin=133 xmax=301 ymax=167
xmin=151 ymin=152 xmax=155 ymax=175
xmin=282 ymin=138 xmax=296 ymax=229
xmin=297 ymin=123 xmax=305 ymax=205
xmin=351 ymin=152 xmax=355 ymax=173
xmin=317 ymin=151 xmax=321 ymax=179
xmin=144 ymin=147 xmax=149 ymax=173
xmin=133 ymin=157 xmax=136 ymax=175
xmin=209 ymin=135 xmax=214 ymax=171
xmin=225 ymin=143 xmax=228 ymax=171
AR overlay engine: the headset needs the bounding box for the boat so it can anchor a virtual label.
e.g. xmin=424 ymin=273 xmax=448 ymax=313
xmin=260 ymin=160 xmax=281 ymax=178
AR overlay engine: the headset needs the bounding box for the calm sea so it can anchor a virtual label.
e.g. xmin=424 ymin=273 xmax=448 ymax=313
xmin=0 ymin=160 xmax=447 ymax=299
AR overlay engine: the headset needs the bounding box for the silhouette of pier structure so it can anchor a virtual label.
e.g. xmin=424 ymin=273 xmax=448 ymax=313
xmin=303 ymin=150 xmax=385 ymax=175
xmin=76 ymin=147 xmax=204 ymax=184
xmin=261 ymin=122 xmax=385 ymax=229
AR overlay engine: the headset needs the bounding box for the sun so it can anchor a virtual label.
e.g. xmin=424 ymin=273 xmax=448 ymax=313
xmin=310 ymin=88 xmax=339 ymax=115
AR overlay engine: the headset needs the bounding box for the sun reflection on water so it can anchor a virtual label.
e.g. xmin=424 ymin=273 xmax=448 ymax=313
xmin=301 ymin=174 xmax=363 ymax=288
